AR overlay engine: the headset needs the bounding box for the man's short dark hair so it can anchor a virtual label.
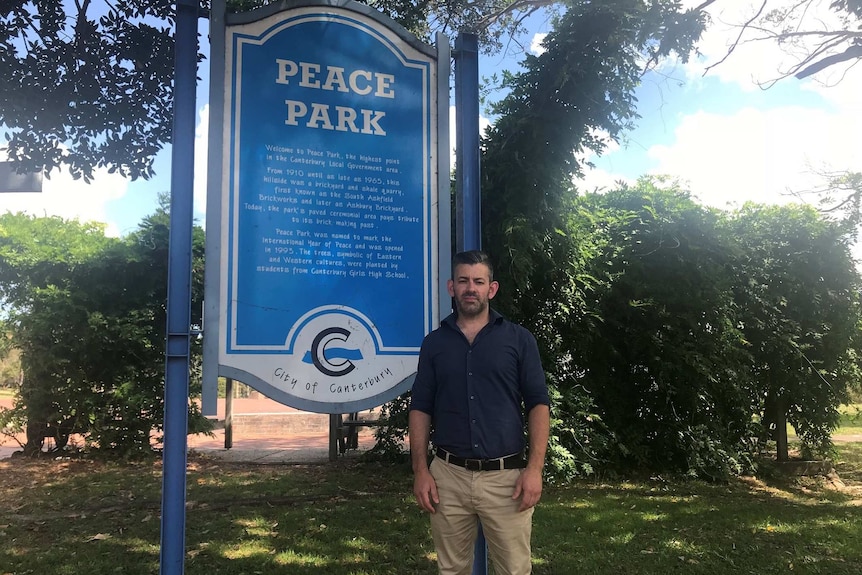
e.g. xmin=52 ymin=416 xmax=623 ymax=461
xmin=452 ymin=250 xmax=494 ymax=281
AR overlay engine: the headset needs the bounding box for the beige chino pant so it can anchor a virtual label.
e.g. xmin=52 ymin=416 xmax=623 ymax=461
xmin=429 ymin=456 xmax=534 ymax=575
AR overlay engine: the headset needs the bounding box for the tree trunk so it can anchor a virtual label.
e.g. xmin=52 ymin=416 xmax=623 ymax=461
xmin=764 ymin=386 xmax=790 ymax=461
xmin=23 ymin=420 xmax=45 ymax=456
xmin=774 ymin=399 xmax=789 ymax=462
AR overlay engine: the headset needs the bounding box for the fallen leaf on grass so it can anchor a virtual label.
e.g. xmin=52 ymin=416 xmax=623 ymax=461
xmin=85 ymin=533 xmax=112 ymax=542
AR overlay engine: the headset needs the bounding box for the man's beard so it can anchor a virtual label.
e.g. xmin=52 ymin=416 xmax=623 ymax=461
xmin=455 ymin=294 xmax=487 ymax=317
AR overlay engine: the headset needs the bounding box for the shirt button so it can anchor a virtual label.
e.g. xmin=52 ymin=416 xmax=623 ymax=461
xmin=472 ymin=419 xmax=476 ymax=424
xmin=468 ymin=372 xmax=473 ymax=376
xmin=470 ymin=395 xmax=475 ymax=400
xmin=474 ymin=443 xmax=479 ymax=448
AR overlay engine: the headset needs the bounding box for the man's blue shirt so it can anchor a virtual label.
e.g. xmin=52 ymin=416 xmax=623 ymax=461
xmin=409 ymin=309 xmax=550 ymax=460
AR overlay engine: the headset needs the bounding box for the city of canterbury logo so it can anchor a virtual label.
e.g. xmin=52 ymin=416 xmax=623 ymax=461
xmin=301 ymin=326 xmax=364 ymax=376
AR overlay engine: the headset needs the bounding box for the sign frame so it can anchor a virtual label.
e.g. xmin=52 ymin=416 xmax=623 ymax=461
xmin=0 ymin=161 xmax=42 ymax=193
xmin=202 ymin=0 xmax=450 ymax=415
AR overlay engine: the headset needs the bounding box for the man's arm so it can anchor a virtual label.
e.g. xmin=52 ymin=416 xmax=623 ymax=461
xmin=512 ymin=403 xmax=550 ymax=511
xmin=409 ymin=409 xmax=439 ymax=513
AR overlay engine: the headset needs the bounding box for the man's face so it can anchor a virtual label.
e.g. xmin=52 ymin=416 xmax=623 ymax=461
xmin=447 ymin=263 xmax=499 ymax=318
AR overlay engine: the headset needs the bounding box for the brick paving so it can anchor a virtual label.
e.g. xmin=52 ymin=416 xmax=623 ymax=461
xmin=0 ymin=395 xmax=380 ymax=462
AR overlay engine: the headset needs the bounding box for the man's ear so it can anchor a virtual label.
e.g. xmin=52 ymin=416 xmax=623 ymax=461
xmin=488 ymin=280 xmax=499 ymax=300
xmin=447 ymin=278 xmax=455 ymax=297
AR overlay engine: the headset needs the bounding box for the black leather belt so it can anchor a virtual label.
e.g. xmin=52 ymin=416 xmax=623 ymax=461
xmin=435 ymin=447 xmax=526 ymax=471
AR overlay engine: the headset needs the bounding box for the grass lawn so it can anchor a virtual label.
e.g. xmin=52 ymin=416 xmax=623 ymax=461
xmin=837 ymin=404 xmax=862 ymax=436
xmin=1 ymin=444 xmax=861 ymax=575
xmin=781 ymin=404 xmax=862 ymax=441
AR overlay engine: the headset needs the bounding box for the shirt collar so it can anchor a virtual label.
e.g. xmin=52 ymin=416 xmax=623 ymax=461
xmin=442 ymin=308 xmax=504 ymax=329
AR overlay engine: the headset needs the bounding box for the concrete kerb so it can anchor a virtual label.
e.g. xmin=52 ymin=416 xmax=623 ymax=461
xmin=1 ymin=436 xmax=376 ymax=463
xmin=189 ymin=446 xmax=371 ymax=465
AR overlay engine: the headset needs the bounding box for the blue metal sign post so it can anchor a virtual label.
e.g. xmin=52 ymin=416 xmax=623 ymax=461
xmin=203 ymin=1 xmax=448 ymax=416
xmin=159 ymin=1 xmax=199 ymax=573
xmin=454 ymin=31 xmax=487 ymax=575
xmin=455 ymin=32 xmax=481 ymax=253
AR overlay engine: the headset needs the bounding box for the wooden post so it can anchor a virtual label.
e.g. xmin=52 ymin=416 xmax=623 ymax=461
xmin=329 ymin=414 xmax=340 ymax=461
xmin=224 ymin=378 xmax=234 ymax=449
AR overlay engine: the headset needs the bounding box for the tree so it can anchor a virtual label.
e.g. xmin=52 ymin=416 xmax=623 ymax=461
xmin=790 ymin=169 xmax=862 ymax=238
xmin=226 ymin=0 xmax=561 ymax=53
xmin=481 ymin=0 xmax=708 ymax=319
xmin=444 ymin=0 xmax=710 ymax=479
xmin=0 ymin=1 xmax=176 ymax=181
xmin=724 ymin=202 xmax=862 ymax=460
xmin=698 ymin=0 xmax=862 ymax=83
xmin=0 ymin=203 xmax=208 ymax=456
xmin=0 ymin=0 xmax=567 ymax=180
xmin=368 ymin=1 xmax=711 ymax=474
xmin=560 ymin=182 xmax=862 ymax=475
xmin=572 ymin=179 xmax=758 ymax=478
xmin=0 ymin=213 xmax=113 ymax=452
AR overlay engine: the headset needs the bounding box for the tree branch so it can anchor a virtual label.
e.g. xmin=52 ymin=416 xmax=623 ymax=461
xmin=693 ymin=0 xmax=722 ymax=11
xmin=473 ymin=0 xmax=558 ymax=33
xmin=702 ymin=0 xmax=769 ymax=77
xmin=700 ymin=0 xmax=862 ymax=83
xmin=796 ymin=43 xmax=862 ymax=77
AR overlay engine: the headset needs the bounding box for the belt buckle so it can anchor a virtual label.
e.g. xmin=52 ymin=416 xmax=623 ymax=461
xmin=464 ymin=458 xmax=482 ymax=471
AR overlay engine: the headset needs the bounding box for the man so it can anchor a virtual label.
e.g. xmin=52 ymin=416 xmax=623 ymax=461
xmin=409 ymin=250 xmax=551 ymax=575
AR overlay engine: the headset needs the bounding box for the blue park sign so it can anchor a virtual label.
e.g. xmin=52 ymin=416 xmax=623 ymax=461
xmin=203 ymin=1 xmax=450 ymax=414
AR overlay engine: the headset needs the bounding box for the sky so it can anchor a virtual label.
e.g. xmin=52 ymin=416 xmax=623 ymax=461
xmin=578 ymin=0 xmax=862 ymax=215
xmin=2 ymin=1 xmax=861 ymax=242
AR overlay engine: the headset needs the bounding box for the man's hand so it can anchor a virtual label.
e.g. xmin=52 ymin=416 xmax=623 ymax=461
xmin=512 ymin=467 xmax=543 ymax=512
xmin=413 ymin=468 xmax=439 ymax=513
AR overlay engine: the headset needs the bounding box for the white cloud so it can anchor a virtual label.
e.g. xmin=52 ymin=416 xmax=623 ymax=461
xmin=530 ymin=33 xmax=548 ymax=56
xmin=801 ymin=67 xmax=862 ymax=111
xmin=646 ymin=105 xmax=862 ymax=210
xmin=194 ymin=104 xmax=210 ymax=225
xmin=574 ymin=129 xmax=632 ymax=192
xmin=577 ymin=166 xmax=634 ymax=194
xmin=1 ymin=148 xmax=128 ymax=237
xmin=448 ymin=105 xmax=492 ymax=169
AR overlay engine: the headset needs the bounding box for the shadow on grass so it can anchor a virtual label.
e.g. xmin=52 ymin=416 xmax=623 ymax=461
xmin=0 ymin=457 xmax=438 ymax=575
xmin=833 ymin=442 xmax=862 ymax=483
xmin=2 ymin=446 xmax=861 ymax=575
